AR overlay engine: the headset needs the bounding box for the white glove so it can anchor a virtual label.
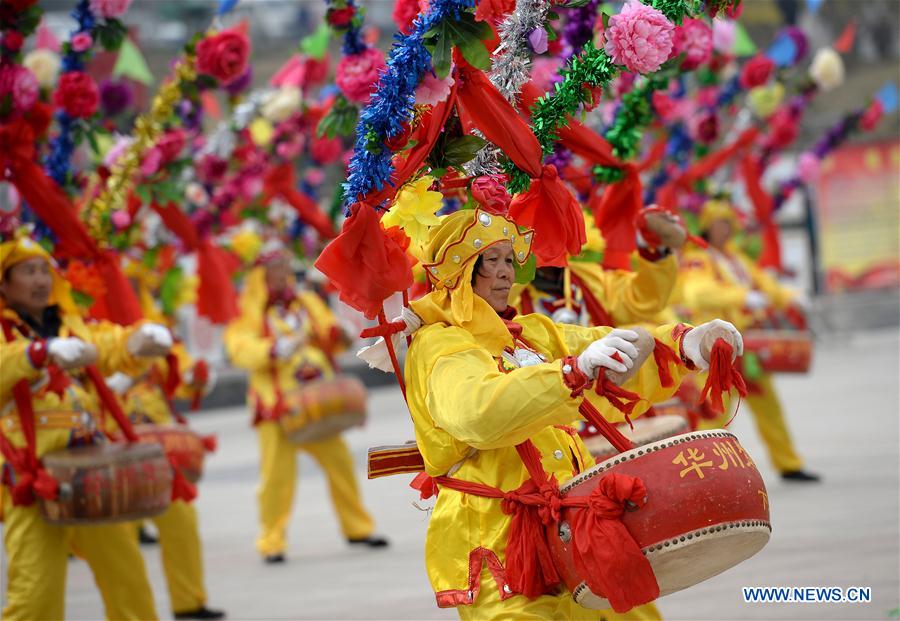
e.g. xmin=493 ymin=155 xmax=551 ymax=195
xmin=357 ymin=308 xmax=422 ymax=373
xmin=273 ymin=335 xmax=303 ymax=360
xmin=551 ymin=307 xmax=580 ymax=325
xmin=105 ymin=372 xmax=135 ymax=395
xmin=576 ymin=329 xmax=639 ymax=378
xmin=682 ymin=319 xmax=743 ymax=370
xmin=127 ymin=323 xmax=173 ymax=357
xmin=744 ymin=290 xmax=770 ymax=311
xmin=48 ymin=337 xmax=97 ymax=369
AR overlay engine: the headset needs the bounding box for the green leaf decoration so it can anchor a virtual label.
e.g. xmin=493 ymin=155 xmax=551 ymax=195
xmin=458 ymin=36 xmax=490 ymax=71
xmin=514 ymin=253 xmax=537 ymax=284
xmin=97 ymin=19 xmax=128 ymax=52
xmin=159 ymin=266 xmax=184 ymax=317
xmin=301 ymin=23 xmax=330 ymax=59
xmin=71 ymin=290 xmax=95 ymax=309
xmin=742 ymin=351 xmax=763 ymax=382
xmin=113 ymin=38 xmax=154 ymax=86
xmin=442 ymin=135 xmax=488 ymax=167
xmin=733 ymin=22 xmax=757 ymax=56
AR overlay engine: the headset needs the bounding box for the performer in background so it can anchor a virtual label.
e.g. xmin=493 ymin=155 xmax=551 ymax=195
xmin=224 ymin=244 xmax=387 ymax=564
xmin=678 ymin=200 xmax=819 ymax=482
xmin=0 ymin=236 xmax=170 ymax=620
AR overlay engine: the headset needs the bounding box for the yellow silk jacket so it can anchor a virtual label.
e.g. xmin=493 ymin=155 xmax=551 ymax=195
xmin=0 ymin=307 xmax=148 ymax=459
xmin=678 ymin=244 xmax=796 ymax=331
xmin=405 ymin=311 xmax=692 ymax=606
xmin=224 ymin=287 xmax=341 ymax=420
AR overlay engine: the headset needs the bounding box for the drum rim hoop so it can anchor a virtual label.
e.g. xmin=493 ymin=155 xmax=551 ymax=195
xmin=571 ymin=519 xmax=772 ymax=603
xmin=560 ymin=429 xmax=739 ymax=494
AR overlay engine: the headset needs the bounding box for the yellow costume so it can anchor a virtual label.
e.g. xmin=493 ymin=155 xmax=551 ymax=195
xmin=678 ymin=202 xmax=804 ymax=474
xmin=405 ymin=210 xmax=694 ymax=617
xmin=115 ymin=346 xmax=214 ymax=616
xmin=224 ymin=267 xmax=374 ymax=558
xmin=0 ymin=238 xmax=158 ymax=621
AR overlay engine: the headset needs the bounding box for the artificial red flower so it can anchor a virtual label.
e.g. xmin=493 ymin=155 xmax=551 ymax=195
xmin=859 ymin=100 xmax=884 ymax=132
xmin=470 ymin=174 xmax=511 ymax=215
xmin=766 ymin=108 xmax=799 ymax=148
xmin=196 ymin=29 xmax=250 ymax=84
xmin=327 ymin=6 xmax=355 ymax=27
xmin=53 ymin=71 xmax=99 ymax=118
xmin=3 ymin=30 xmax=24 ymax=52
xmin=310 ymin=136 xmax=343 ymax=164
xmin=6 ymin=0 xmax=38 ymax=11
xmin=392 ymin=0 xmax=421 ymax=34
xmin=739 ymin=54 xmax=775 ymax=89
xmin=156 ymin=128 xmax=186 ymax=163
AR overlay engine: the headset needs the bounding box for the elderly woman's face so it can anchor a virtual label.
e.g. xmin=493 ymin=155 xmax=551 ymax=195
xmin=707 ymin=219 xmax=733 ymax=249
xmin=472 ymin=241 xmax=515 ymax=313
xmin=0 ymin=257 xmax=52 ymax=318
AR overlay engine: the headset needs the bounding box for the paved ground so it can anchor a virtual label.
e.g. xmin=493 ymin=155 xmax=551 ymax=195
xmin=38 ymin=328 xmax=900 ymax=619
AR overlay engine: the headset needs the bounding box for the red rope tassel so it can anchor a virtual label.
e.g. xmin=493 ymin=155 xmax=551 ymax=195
xmin=593 ymin=375 xmax=643 ymax=425
xmin=652 ymin=338 xmax=681 ymax=388
xmin=700 ymin=340 xmax=748 ymax=415
xmin=169 ymin=454 xmax=198 ymax=502
xmin=84 ymin=365 xmax=140 ymax=442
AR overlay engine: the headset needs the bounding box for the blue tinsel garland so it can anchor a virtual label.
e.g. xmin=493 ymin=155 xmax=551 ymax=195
xmin=44 ymin=0 xmax=95 ymax=188
xmin=343 ymin=0 xmax=472 ymax=208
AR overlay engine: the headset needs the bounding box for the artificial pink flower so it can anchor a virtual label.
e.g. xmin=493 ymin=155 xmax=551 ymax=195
xmin=712 ymin=18 xmax=735 ymax=54
xmin=140 ymin=148 xmax=161 ymax=176
xmin=89 ymin=0 xmax=133 ymax=19
xmin=414 ymin=72 xmax=453 ymax=106
xmin=651 ymin=91 xmax=676 ymax=121
xmin=12 ymin=67 xmax=38 ymax=112
xmin=335 ymin=47 xmax=386 ymax=104
xmin=305 ymin=168 xmax=326 ymax=186
xmin=796 ymin=152 xmax=819 ymax=183
xmin=3 ymin=31 xmax=24 ymax=53
xmin=529 ymin=57 xmax=561 ymax=93
xmin=110 ymin=209 xmax=131 ymax=230
xmin=673 ymin=18 xmax=712 ymax=70
xmin=71 ymin=32 xmax=93 ymax=53
xmin=197 ymin=155 xmax=228 ymax=184
xmin=766 ymin=108 xmax=799 ymax=149
xmin=603 ymin=1 xmax=674 ymax=74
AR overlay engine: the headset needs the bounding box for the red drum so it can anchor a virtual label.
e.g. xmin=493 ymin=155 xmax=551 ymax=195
xmin=743 ymin=330 xmax=812 ymax=373
xmin=135 ymin=424 xmax=206 ymax=483
xmin=279 ymin=375 xmax=367 ymax=445
xmin=549 ymin=429 xmax=771 ymax=608
xmin=40 ymin=443 xmax=172 ymax=525
xmin=582 ymin=414 xmax=689 ymax=461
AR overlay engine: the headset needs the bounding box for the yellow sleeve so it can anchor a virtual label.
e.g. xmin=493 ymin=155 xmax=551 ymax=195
xmin=746 ymin=259 xmax=796 ymax=309
xmin=570 ymin=257 xmax=678 ymax=325
xmin=77 ymin=318 xmax=151 ymax=378
xmin=421 ymin=328 xmax=584 ymax=451
xmin=297 ymin=291 xmax=347 ymax=356
xmin=679 ymin=253 xmax=748 ymax=313
xmin=0 ymin=336 xmax=43 ymax=405
xmin=223 ymin=317 xmax=273 ymax=371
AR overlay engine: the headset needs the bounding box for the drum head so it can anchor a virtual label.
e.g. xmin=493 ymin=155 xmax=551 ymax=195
xmin=283 ymin=411 xmax=365 ymax=445
xmin=583 ymin=414 xmax=689 ymax=459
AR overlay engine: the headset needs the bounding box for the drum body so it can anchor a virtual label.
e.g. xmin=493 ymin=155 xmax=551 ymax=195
xmin=743 ymin=330 xmax=812 ymax=373
xmin=135 ymin=424 xmax=205 ymax=483
xmin=549 ymin=430 xmax=770 ymax=609
xmin=279 ymin=375 xmax=367 ymax=445
xmin=41 ymin=443 xmax=172 ymax=525
xmin=582 ymin=414 xmax=689 ymax=461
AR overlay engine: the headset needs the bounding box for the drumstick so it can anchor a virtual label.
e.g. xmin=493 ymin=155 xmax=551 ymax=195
xmin=604 ymin=327 xmax=655 ymax=386
xmin=700 ymin=325 xmax=738 ymax=363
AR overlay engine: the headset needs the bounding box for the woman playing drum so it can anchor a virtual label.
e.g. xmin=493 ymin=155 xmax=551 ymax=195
xmin=0 ymin=235 xmax=173 ymax=620
xmin=400 ymin=209 xmax=743 ymax=619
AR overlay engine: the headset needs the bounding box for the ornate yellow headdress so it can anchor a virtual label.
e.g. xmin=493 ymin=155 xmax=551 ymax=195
xmin=0 ymin=236 xmax=77 ymax=314
xmin=409 ymin=209 xmax=534 ymax=356
xmin=698 ymin=199 xmax=741 ymax=232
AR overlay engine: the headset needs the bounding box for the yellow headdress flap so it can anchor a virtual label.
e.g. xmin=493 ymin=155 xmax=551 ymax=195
xmin=0 ymin=237 xmax=77 ymax=315
xmin=409 ymin=209 xmax=533 ymax=357
xmin=699 ymin=199 xmax=740 ymax=232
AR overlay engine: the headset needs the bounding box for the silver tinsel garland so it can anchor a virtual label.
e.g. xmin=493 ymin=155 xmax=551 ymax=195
xmin=466 ymin=0 xmax=550 ymax=177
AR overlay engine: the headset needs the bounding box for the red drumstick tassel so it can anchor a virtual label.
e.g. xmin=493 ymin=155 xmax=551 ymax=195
xmin=700 ymin=340 xmax=748 ymax=415
xmin=652 ymin=338 xmax=681 ymax=388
